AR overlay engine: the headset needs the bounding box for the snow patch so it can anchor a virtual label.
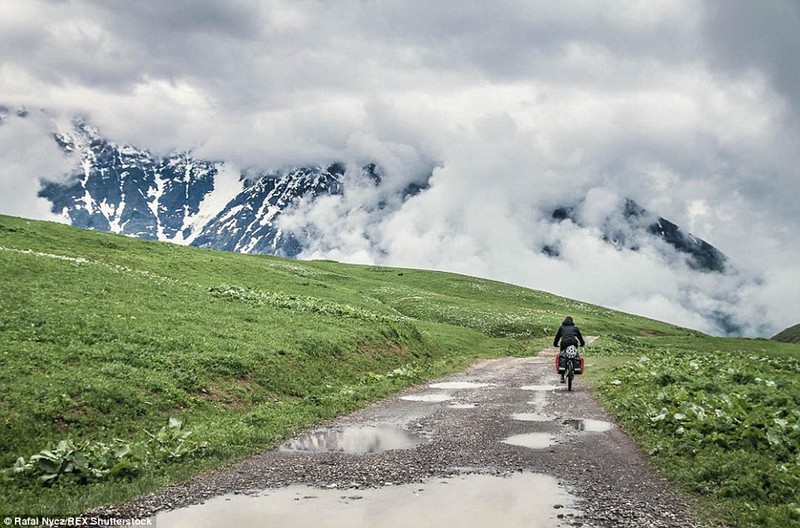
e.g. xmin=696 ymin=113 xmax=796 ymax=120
xmin=176 ymin=162 xmax=243 ymax=245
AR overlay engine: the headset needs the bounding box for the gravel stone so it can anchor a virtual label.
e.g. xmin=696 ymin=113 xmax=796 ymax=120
xmin=89 ymin=351 xmax=702 ymax=527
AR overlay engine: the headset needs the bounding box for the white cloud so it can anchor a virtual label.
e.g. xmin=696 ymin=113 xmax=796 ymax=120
xmin=1 ymin=0 xmax=799 ymax=336
xmin=0 ymin=111 xmax=74 ymax=222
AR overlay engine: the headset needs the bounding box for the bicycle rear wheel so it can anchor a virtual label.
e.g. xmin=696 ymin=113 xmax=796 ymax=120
xmin=567 ymin=364 xmax=574 ymax=391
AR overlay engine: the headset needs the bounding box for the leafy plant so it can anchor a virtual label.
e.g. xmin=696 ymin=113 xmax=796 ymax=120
xmin=145 ymin=417 xmax=208 ymax=461
xmin=9 ymin=439 xmax=144 ymax=485
xmin=208 ymin=284 xmax=406 ymax=324
xmin=593 ymin=349 xmax=800 ymax=527
xmin=7 ymin=418 xmax=206 ymax=486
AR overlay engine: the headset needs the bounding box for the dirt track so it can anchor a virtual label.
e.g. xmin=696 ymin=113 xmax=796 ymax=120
xmin=95 ymin=347 xmax=702 ymax=527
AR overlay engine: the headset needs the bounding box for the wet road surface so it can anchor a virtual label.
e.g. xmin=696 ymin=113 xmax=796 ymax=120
xmin=96 ymin=345 xmax=701 ymax=527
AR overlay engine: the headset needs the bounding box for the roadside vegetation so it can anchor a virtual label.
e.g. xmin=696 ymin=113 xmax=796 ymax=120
xmin=587 ymin=335 xmax=800 ymax=527
xmin=1 ymin=214 xmax=798 ymax=526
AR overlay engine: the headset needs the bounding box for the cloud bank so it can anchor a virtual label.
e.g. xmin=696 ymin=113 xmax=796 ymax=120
xmin=1 ymin=0 xmax=798 ymax=336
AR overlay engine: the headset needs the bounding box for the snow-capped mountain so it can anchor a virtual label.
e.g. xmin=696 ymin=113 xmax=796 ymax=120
xmin=43 ymin=120 xmax=219 ymax=243
xmin=37 ymin=119 xmax=728 ymax=274
xmin=192 ymin=165 xmax=345 ymax=256
xmin=38 ymin=120 xmax=388 ymax=257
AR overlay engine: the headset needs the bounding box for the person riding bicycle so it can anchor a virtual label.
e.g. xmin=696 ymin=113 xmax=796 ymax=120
xmin=553 ymin=316 xmax=585 ymax=383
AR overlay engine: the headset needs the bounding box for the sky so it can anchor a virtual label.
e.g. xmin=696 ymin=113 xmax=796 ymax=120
xmin=1 ymin=0 xmax=798 ymax=337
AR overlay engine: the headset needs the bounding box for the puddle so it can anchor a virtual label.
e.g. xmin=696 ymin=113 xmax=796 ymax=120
xmin=429 ymin=382 xmax=491 ymax=390
xmin=501 ymin=433 xmax=558 ymax=449
xmin=527 ymin=392 xmax=549 ymax=408
xmin=448 ymin=403 xmax=477 ymax=409
xmin=563 ymin=419 xmax=613 ymax=432
xmin=280 ymin=426 xmax=424 ymax=454
xmin=155 ymin=473 xmax=580 ymax=528
xmin=511 ymin=413 xmax=553 ymax=422
xmin=520 ymin=385 xmax=559 ymax=391
xmin=400 ymin=394 xmax=453 ymax=402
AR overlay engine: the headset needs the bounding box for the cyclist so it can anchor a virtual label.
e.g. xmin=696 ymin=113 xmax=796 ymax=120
xmin=553 ymin=316 xmax=585 ymax=383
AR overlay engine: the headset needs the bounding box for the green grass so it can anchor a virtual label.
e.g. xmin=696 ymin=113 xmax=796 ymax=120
xmin=1 ymin=214 xmax=798 ymax=527
xmin=773 ymin=323 xmax=800 ymax=343
xmin=586 ymin=334 xmax=800 ymax=527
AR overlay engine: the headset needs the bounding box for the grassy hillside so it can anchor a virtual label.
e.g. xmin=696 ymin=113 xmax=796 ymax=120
xmin=773 ymin=323 xmax=800 ymax=343
xmin=1 ymin=214 xmax=798 ymax=527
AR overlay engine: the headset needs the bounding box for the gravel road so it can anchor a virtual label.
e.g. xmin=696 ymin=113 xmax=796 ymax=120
xmin=92 ymin=347 xmax=703 ymax=527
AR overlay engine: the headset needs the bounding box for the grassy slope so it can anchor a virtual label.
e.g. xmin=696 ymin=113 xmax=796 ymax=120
xmin=773 ymin=323 xmax=800 ymax=343
xmin=0 ymin=215 xmax=798 ymax=526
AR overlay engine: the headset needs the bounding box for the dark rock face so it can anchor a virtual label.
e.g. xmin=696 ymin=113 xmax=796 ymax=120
xmin=546 ymin=199 xmax=727 ymax=273
xmin=193 ymin=166 xmax=344 ymax=257
xmin=155 ymin=154 xmax=218 ymax=241
xmin=40 ymin=120 xmax=210 ymax=242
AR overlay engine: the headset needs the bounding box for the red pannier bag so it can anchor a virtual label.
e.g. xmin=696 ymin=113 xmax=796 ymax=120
xmin=555 ymin=354 xmax=586 ymax=374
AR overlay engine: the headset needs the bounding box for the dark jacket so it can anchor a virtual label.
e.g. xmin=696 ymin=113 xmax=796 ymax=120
xmin=553 ymin=318 xmax=585 ymax=350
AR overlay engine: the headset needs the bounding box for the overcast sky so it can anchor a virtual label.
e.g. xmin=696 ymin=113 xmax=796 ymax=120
xmin=1 ymin=0 xmax=798 ymax=337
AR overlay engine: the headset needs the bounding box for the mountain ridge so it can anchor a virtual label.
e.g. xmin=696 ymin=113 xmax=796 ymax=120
xmin=547 ymin=199 xmax=727 ymax=273
xmin=37 ymin=118 xmax=728 ymax=273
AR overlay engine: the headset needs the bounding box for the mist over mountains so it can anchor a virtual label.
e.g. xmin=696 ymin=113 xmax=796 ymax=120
xmin=38 ymin=119 xmax=431 ymax=257
xmin=39 ymin=119 xmax=730 ymax=269
xmin=25 ymin=116 xmax=758 ymax=337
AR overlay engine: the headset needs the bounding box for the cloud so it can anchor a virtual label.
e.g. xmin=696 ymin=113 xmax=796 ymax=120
xmin=0 ymin=110 xmax=74 ymax=222
xmin=703 ymin=0 xmax=800 ymax=123
xmin=1 ymin=0 xmax=798 ymax=336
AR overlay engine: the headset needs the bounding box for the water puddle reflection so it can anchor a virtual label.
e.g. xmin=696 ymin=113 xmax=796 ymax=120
xmin=280 ymin=426 xmax=425 ymax=454
xmin=501 ymin=433 xmax=558 ymax=449
xmin=400 ymin=394 xmax=453 ymax=402
xmin=448 ymin=403 xmax=477 ymax=409
xmin=527 ymin=391 xmax=549 ymax=408
xmin=563 ymin=419 xmax=613 ymax=432
xmin=155 ymin=473 xmax=580 ymax=528
xmin=429 ymin=382 xmax=491 ymax=390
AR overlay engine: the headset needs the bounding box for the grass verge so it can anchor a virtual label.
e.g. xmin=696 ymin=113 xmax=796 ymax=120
xmin=586 ymin=334 xmax=800 ymax=527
